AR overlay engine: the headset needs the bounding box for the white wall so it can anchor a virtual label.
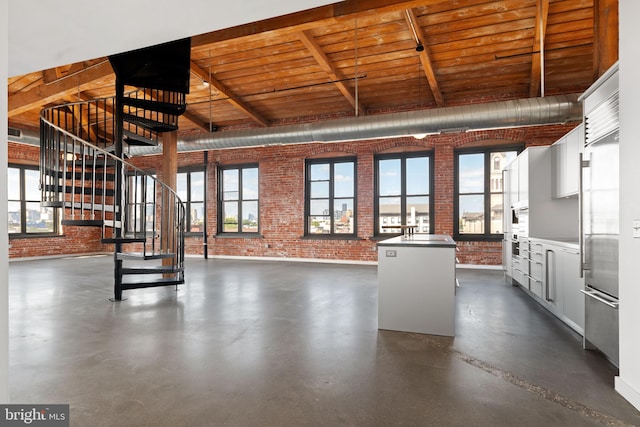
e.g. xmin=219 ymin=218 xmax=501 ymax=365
xmin=8 ymin=0 xmax=336 ymax=76
xmin=1 ymin=0 xmax=9 ymax=403
xmin=615 ymin=0 xmax=640 ymax=411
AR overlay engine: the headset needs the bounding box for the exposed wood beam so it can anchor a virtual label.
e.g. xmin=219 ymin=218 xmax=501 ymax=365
xmin=404 ymin=8 xmax=443 ymax=107
xmin=192 ymin=0 xmax=441 ymax=48
xmin=529 ymin=0 xmax=550 ymax=98
xmin=190 ymin=61 xmax=269 ymax=127
xmin=181 ymin=109 xmax=211 ymax=132
xmin=9 ymin=61 xmax=113 ymax=117
xmin=298 ymin=30 xmax=366 ymax=116
xmin=593 ymin=0 xmax=618 ymax=79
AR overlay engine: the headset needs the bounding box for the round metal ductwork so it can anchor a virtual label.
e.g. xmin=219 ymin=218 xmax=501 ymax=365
xmin=22 ymin=94 xmax=581 ymax=156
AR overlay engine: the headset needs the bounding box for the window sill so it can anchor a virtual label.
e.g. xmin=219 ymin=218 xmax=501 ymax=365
xmin=213 ymin=233 xmax=263 ymax=239
xmin=9 ymin=233 xmax=62 ymax=239
xmin=301 ymin=235 xmax=362 ymax=241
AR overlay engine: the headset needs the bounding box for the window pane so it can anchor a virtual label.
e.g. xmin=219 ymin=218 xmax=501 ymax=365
xmin=308 ymin=216 xmax=330 ymax=234
xmin=190 ymin=201 xmax=204 ymax=232
xmin=379 ymin=159 xmax=401 ymax=196
xmin=223 ymin=201 xmax=239 ymax=232
xmin=406 ymin=157 xmax=429 ymax=195
xmin=191 ymin=171 xmax=205 ymax=202
xmin=459 ymin=194 xmax=485 ymax=234
xmin=145 ymin=203 xmax=155 ymax=231
xmin=176 ymin=173 xmax=188 ymax=200
xmin=489 ymin=151 xmax=517 ymax=193
xmin=24 ymin=169 xmax=40 ymax=200
xmin=490 ymin=193 xmax=504 ymax=234
xmin=379 ymin=196 xmax=401 ymax=233
xmin=310 ymin=181 xmax=329 ymax=198
xmin=26 ymin=202 xmax=53 ymax=232
xmin=242 ymin=168 xmax=258 ymax=200
xmin=459 ymin=153 xmax=485 ymax=193
xmin=406 ymin=196 xmax=429 ymax=231
xmin=242 ymin=201 xmax=259 ymax=232
xmin=310 ymin=163 xmax=329 ymax=181
xmin=8 ymin=201 xmax=21 ymax=233
xmin=334 ymin=198 xmax=354 ymax=234
xmin=8 ymin=168 xmax=20 ymax=200
xmin=223 ymin=169 xmax=239 ymax=200
xmin=310 ymin=199 xmax=329 ymax=216
xmin=334 ymin=162 xmax=354 ymax=197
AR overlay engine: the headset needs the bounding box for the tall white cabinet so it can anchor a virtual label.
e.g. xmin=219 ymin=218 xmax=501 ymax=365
xmin=503 ymin=141 xmax=584 ymax=336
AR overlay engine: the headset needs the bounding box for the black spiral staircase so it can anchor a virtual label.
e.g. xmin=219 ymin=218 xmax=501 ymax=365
xmin=39 ymin=39 xmax=191 ymax=301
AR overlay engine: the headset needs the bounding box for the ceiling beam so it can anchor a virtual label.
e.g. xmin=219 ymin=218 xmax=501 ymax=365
xmin=191 ymin=0 xmax=441 ymax=48
xmin=593 ymin=0 xmax=619 ymax=79
xmin=298 ymin=30 xmax=366 ymax=116
xmin=9 ymin=60 xmax=113 ymax=117
xmin=404 ymin=8 xmax=443 ymax=107
xmin=529 ymin=0 xmax=550 ymax=98
xmin=190 ymin=61 xmax=269 ymax=127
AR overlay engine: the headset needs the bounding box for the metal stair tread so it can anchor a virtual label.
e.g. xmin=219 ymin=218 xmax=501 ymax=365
xmin=123 ymin=113 xmax=178 ymax=133
xmin=61 ymin=219 xmax=103 ymax=227
xmin=123 ymin=130 xmax=158 ymax=147
xmin=122 ymin=265 xmax=184 ymax=275
xmin=102 ymin=237 xmax=147 ymax=244
xmin=122 ymin=96 xmax=186 ymax=115
xmin=116 ymin=252 xmax=175 ymax=260
xmin=43 ymin=184 xmax=114 ymax=197
xmin=121 ymin=277 xmax=185 ymax=290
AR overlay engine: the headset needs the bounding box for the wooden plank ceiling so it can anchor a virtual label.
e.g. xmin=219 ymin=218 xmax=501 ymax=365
xmin=8 ymin=0 xmax=612 ymax=138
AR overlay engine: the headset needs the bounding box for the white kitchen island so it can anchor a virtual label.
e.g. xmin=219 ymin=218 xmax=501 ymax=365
xmin=377 ymin=234 xmax=457 ymax=337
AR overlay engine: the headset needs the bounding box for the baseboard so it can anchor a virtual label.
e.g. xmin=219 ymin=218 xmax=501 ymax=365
xmin=615 ymin=376 xmax=640 ymax=411
xmin=208 ymin=254 xmax=377 ymax=266
xmin=456 ymin=264 xmax=503 ymax=270
xmin=9 ymin=252 xmax=111 ymax=262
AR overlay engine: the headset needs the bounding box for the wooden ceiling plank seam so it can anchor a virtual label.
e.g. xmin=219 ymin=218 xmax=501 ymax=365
xmin=190 ymin=61 xmax=270 ymax=127
xmin=297 ymin=30 xmax=366 ymax=116
xmin=8 ymin=61 xmax=114 ymax=117
xmin=529 ymin=0 xmax=551 ymax=97
xmin=191 ymin=0 xmax=443 ymax=48
xmin=405 ymin=8 xmax=444 ymax=106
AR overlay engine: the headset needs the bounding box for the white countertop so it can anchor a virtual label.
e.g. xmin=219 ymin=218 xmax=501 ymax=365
xmin=377 ymin=234 xmax=456 ymax=248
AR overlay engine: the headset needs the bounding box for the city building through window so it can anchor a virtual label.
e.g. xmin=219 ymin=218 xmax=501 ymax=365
xmin=219 ymin=165 xmax=259 ymax=234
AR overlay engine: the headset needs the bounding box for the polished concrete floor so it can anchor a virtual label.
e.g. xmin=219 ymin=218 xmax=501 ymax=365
xmin=8 ymin=256 xmax=640 ymax=427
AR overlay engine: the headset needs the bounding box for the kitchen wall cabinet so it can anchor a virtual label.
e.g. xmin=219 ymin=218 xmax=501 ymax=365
xmin=505 ymin=146 xmax=578 ymax=238
xmin=552 ymin=124 xmax=584 ymax=199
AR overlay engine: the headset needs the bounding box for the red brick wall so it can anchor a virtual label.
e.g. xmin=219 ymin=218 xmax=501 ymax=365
xmin=129 ymin=123 xmax=578 ymax=265
xmin=7 ymin=122 xmax=579 ymax=264
xmin=8 ymin=142 xmax=109 ymax=258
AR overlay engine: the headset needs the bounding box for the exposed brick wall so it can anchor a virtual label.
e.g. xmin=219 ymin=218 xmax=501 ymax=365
xmin=8 ymin=142 xmax=110 ymax=258
xmin=7 ymin=121 xmax=579 ymax=264
xmin=128 ymin=122 xmax=578 ymax=265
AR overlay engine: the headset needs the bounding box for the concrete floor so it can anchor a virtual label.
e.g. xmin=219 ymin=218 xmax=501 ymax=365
xmin=8 ymin=255 xmax=640 ymax=427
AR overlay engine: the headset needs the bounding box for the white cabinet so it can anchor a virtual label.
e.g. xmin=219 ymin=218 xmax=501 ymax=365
xmin=552 ymin=124 xmax=584 ymax=199
xmin=377 ymin=235 xmax=457 ymax=337
xmin=542 ymin=241 xmax=585 ymax=335
xmin=506 ymin=146 xmax=578 ymax=238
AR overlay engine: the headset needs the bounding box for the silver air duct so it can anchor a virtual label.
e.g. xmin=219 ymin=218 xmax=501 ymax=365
xmin=8 ymin=127 xmax=40 ymax=146
xmin=128 ymin=94 xmax=581 ymax=156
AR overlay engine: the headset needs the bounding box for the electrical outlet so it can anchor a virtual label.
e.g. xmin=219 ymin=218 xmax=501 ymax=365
xmin=633 ymin=220 xmax=640 ymax=238
xmin=386 ymin=250 xmax=397 ymax=257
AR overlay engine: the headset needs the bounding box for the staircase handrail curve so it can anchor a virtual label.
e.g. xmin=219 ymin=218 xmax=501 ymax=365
xmin=40 ymin=102 xmax=186 ymax=265
xmin=40 ymin=107 xmax=186 ymax=217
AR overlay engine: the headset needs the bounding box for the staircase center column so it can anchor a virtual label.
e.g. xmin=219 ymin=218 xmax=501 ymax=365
xmin=162 ymin=130 xmax=178 ymax=262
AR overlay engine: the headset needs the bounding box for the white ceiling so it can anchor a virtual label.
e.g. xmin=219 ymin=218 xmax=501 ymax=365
xmin=8 ymin=0 xmax=337 ymax=77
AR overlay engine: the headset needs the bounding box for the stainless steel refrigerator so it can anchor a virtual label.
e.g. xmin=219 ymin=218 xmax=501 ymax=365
xmin=580 ymin=66 xmax=620 ymax=366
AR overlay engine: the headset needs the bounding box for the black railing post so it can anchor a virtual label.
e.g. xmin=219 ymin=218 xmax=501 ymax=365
xmin=113 ymin=78 xmax=125 ymax=301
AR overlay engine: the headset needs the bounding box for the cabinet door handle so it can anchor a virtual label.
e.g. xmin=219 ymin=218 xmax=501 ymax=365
xmin=545 ymin=249 xmax=554 ymax=302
